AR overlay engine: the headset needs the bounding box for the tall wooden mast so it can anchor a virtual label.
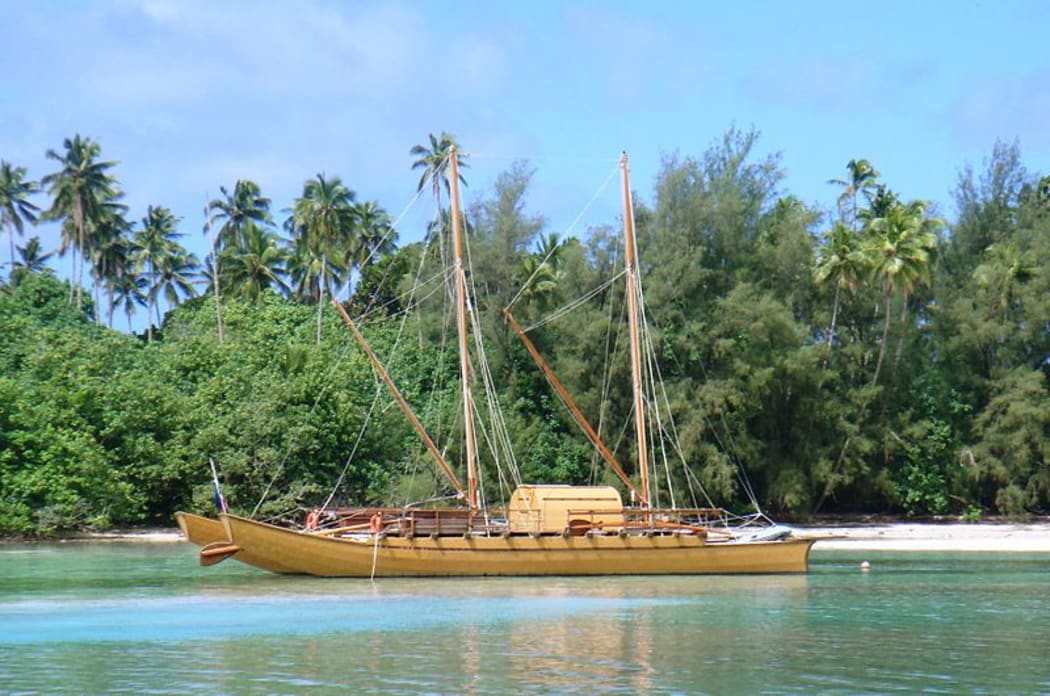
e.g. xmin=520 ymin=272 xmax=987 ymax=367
xmin=331 ymin=300 xmax=466 ymax=500
xmin=621 ymin=152 xmax=650 ymax=508
xmin=449 ymin=147 xmax=479 ymax=510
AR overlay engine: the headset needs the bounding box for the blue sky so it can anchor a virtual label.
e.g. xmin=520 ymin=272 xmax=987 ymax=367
xmin=2 ymin=0 xmax=1048 ymax=321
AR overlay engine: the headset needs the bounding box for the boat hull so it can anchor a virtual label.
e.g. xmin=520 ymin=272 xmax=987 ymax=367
xmin=221 ymin=514 xmax=814 ymax=577
xmin=176 ymin=511 xmax=300 ymax=572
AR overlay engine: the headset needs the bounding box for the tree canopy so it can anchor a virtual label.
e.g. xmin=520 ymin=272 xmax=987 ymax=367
xmin=1 ymin=130 xmax=1048 ymax=536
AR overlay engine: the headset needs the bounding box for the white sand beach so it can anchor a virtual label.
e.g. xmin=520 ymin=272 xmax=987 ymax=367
xmin=801 ymin=522 xmax=1050 ymax=552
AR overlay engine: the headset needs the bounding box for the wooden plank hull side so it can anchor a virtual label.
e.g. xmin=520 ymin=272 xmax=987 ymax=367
xmin=210 ymin=515 xmax=299 ymax=574
xmin=175 ymin=512 xmax=227 ymax=547
xmin=222 ymin=515 xmax=814 ymax=577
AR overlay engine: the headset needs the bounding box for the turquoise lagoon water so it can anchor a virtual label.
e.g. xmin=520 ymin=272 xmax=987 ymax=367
xmin=1 ymin=542 xmax=1048 ymax=694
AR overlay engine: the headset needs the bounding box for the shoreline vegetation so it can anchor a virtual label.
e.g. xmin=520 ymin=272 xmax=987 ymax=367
xmin=2 ymin=131 xmax=1049 ymax=537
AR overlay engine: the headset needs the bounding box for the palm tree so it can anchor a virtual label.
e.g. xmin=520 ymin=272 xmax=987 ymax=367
xmin=41 ymin=135 xmax=120 ymax=309
xmin=333 ymin=200 xmax=398 ymax=321
xmin=153 ymin=247 xmax=199 ymax=323
xmin=0 ymin=161 xmax=40 ymax=277
xmin=199 ymin=252 xmax=221 ymax=295
xmin=111 ymin=268 xmax=148 ymax=333
xmin=287 ymin=173 xmax=357 ymax=342
xmin=132 ymin=205 xmax=181 ymax=339
xmin=221 ymin=222 xmax=290 ymax=302
xmin=858 ymin=184 xmax=898 ymax=224
xmin=207 ymin=180 xmax=273 ymax=250
xmin=972 ymin=243 xmax=1035 ymax=322
xmin=516 ymin=256 xmax=558 ymax=305
xmin=425 ymin=207 xmax=455 ymax=244
xmin=286 ymin=242 xmax=329 ymax=302
xmin=90 ymin=208 xmax=133 ymax=327
xmin=349 ymin=200 xmax=396 ymax=269
xmin=828 ymin=159 xmax=879 ymax=230
xmin=410 ymin=132 xmax=468 ymax=209
xmin=814 ymin=222 xmax=869 ymax=350
xmin=97 ymin=236 xmax=131 ymax=328
xmin=865 ymin=198 xmax=941 ymax=385
xmin=412 ymin=135 xmax=468 ymax=307
xmin=516 ymin=232 xmax=564 ymax=306
xmin=203 ymin=201 xmax=224 ymax=344
xmin=206 ymin=180 xmax=272 ymax=341
xmin=11 ymin=236 xmax=52 ymax=285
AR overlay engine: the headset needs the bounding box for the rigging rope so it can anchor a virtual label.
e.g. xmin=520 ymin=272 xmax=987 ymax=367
xmin=639 ymin=297 xmax=680 ymax=510
xmin=593 ymin=244 xmax=624 ymax=485
xmin=524 ymin=271 xmax=625 ymax=332
xmin=250 ymin=335 xmax=359 ymax=519
xmin=335 ymin=181 xmax=427 ymax=303
xmin=249 ymin=165 xmax=436 ymax=519
xmin=320 ymin=382 xmax=383 ymax=510
xmin=254 ymin=148 xmax=767 ymax=526
xmin=505 ymin=161 xmax=621 ymax=312
xmin=352 ymin=266 xmax=448 ymax=323
xmin=462 ymin=229 xmax=523 ymax=496
xmin=314 ymin=179 xmax=459 ymax=513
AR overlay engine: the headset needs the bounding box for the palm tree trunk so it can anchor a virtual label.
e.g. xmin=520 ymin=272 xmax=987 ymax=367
xmin=214 ymin=284 xmax=224 ymax=343
xmin=153 ymin=263 xmax=163 ymax=330
xmin=211 ymin=238 xmax=224 ymax=344
xmin=871 ymin=293 xmax=892 ymax=386
xmin=826 ymin=284 xmax=841 ymax=351
xmin=894 ymin=293 xmax=909 ymax=362
xmin=147 ymin=261 xmax=155 ymax=343
xmin=821 ymin=284 xmax=842 ymax=370
xmin=317 ymin=255 xmax=326 ymax=344
xmin=69 ymin=247 xmax=76 ymax=304
xmin=154 ymin=291 xmax=162 ymax=329
xmin=107 ymin=282 xmax=116 ymax=328
xmin=74 ymin=198 xmax=85 ymax=310
xmin=7 ymin=225 xmax=14 ymax=276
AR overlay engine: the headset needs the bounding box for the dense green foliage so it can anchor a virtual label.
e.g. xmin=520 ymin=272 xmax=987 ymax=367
xmin=0 ymin=272 xmax=432 ymax=533
xmin=1 ymin=130 xmax=1048 ymax=535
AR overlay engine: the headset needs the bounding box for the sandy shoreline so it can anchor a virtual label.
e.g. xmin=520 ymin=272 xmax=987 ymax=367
xmin=796 ymin=522 xmax=1050 ymax=552
xmin=25 ymin=521 xmax=1050 ymax=552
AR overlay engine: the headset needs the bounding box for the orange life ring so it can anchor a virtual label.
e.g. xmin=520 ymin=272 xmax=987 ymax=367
xmin=369 ymin=513 xmax=384 ymax=534
xmin=305 ymin=510 xmax=320 ymax=530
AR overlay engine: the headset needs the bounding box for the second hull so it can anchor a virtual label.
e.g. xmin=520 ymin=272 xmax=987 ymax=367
xmin=175 ymin=511 xmax=227 ymax=547
xmin=221 ymin=514 xmax=814 ymax=577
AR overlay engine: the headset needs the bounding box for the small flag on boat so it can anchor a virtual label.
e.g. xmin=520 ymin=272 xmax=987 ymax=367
xmin=212 ymin=481 xmax=228 ymax=513
xmin=209 ymin=458 xmax=229 ymax=513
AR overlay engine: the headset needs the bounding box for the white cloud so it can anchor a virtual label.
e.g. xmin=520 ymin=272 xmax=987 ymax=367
xmin=70 ymin=1 xmax=429 ymax=107
xmin=137 ymin=0 xmax=184 ymax=24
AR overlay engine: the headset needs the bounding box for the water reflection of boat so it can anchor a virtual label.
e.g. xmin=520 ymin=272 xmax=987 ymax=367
xmin=177 ymin=149 xmax=814 ymax=576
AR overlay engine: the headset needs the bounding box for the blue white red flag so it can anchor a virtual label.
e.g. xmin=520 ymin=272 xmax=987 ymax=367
xmin=209 ymin=458 xmax=229 ymax=513
xmin=212 ymin=480 xmax=228 ymax=513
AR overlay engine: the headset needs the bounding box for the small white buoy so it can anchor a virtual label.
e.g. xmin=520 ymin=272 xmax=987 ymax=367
xmin=860 ymin=560 xmax=871 ymax=572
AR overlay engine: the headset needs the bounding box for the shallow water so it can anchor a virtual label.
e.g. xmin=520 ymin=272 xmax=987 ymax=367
xmin=1 ymin=542 xmax=1049 ymax=694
